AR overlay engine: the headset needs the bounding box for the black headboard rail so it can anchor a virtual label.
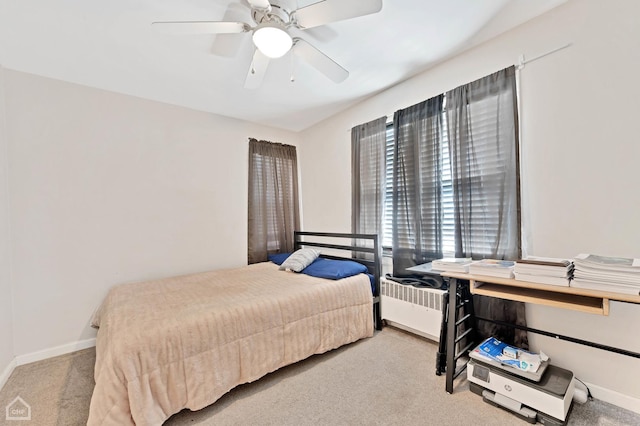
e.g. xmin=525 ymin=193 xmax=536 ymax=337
xmin=294 ymin=241 xmax=376 ymax=254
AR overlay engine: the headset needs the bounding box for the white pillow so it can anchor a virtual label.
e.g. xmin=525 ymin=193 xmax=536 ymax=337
xmin=279 ymin=248 xmax=320 ymax=272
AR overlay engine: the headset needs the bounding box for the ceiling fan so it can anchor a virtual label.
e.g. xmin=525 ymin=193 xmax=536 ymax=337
xmin=152 ymin=0 xmax=383 ymax=89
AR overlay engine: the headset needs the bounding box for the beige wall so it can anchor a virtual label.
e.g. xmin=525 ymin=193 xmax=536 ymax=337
xmin=2 ymin=70 xmax=300 ymax=357
xmin=299 ymin=0 xmax=640 ymax=410
xmin=0 ymin=67 xmax=15 ymax=384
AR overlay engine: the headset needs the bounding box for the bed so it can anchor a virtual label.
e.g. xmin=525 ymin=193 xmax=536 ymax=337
xmin=88 ymin=232 xmax=381 ymax=425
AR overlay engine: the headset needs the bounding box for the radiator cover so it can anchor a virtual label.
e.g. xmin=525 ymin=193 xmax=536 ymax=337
xmin=380 ymin=277 xmax=446 ymax=341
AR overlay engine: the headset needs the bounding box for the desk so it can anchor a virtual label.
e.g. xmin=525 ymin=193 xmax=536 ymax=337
xmin=442 ymin=272 xmax=640 ymax=316
xmin=439 ymin=272 xmax=640 ymax=393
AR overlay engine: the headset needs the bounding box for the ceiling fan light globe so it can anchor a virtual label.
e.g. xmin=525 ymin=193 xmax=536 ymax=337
xmin=252 ymin=24 xmax=292 ymax=58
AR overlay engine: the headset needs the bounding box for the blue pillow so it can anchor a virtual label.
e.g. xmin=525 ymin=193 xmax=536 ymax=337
xmin=268 ymin=252 xmax=291 ymax=266
xmin=301 ymin=258 xmax=368 ymax=280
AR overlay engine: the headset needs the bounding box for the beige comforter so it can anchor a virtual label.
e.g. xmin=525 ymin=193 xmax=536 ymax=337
xmin=88 ymin=262 xmax=373 ymax=425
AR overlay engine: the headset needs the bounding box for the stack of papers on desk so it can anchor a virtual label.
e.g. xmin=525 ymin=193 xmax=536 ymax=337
xmin=468 ymin=259 xmax=515 ymax=278
xmin=431 ymin=258 xmax=473 ymax=273
xmin=514 ymin=256 xmax=574 ymax=287
xmin=571 ymin=254 xmax=640 ymax=295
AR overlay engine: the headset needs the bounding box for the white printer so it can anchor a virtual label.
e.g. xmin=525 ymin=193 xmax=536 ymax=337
xmin=467 ymin=339 xmax=575 ymax=425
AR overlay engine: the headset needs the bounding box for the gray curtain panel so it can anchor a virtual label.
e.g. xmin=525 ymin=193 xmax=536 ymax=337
xmin=392 ymin=95 xmax=445 ymax=276
xmin=446 ymin=66 xmax=527 ymax=348
xmin=247 ymin=138 xmax=300 ymax=264
xmin=446 ymin=66 xmax=521 ymax=260
xmin=351 ymin=116 xmax=387 ymax=258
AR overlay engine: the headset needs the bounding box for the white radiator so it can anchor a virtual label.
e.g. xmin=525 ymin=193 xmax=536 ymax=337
xmin=380 ymin=277 xmax=446 ymax=342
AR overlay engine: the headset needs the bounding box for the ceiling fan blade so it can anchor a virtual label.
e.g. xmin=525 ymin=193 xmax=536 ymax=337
xmin=292 ymin=38 xmax=348 ymax=83
xmin=293 ymin=0 xmax=382 ymax=29
xmin=244 ymin=49 xmax=270 ymax=89
xmin=246 ymin=0 xmax=271 ymax=12
xmin=211 ymin=3 xmax=252 ymax=57
xmin=151 ymin=21 xmax=249 ymax=35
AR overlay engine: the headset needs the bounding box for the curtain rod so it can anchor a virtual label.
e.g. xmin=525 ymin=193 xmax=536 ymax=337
xmin=346 ymin=43 xmax=572 ymax=133
xmin=346 ymin=113 xmax=393 ymax=133
xmin=517 ymin=42 xmax=572 ymax=70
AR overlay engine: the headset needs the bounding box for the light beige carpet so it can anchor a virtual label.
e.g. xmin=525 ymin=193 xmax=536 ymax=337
xmin=0 ymin=327 xmax=638 ymax=425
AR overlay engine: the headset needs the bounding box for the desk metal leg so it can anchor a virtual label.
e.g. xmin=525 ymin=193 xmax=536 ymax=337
xmin=444 ymin=278 xmax=477 ymax=394
xmin=435 ymin=285 xmax=449 ymax=376
xmin=445 ymin=278 xmax=458 ymax=393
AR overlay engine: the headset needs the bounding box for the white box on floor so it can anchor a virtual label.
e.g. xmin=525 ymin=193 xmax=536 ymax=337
xmin=467 ymin=358 xmax=575 ymax=424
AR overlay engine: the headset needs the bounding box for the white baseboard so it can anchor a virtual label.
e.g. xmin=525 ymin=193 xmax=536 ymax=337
xmin=0 ymin=357 xmax=17 ymax=392
xmin=15 ymin=338 xmax=96 ymax=366
xmin=585 ymin=381 xmax=640 ymax=414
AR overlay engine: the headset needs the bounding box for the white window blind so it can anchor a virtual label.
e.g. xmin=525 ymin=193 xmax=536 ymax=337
xmin=440 ymin=111 xmax=455 ymax=257
xmin=382 ymin=123 xmax=394 ymax=248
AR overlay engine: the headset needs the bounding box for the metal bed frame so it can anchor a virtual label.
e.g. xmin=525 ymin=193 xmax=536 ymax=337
xmin=294 ymin=231 xmax=383 ymax=330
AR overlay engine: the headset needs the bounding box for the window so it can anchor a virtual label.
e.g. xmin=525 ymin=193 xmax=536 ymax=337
xmin=358 ymin=66 xmax=520 ymax=270
xmin=382 ymin=113 xmax=455 ymax=257
xmin=446 ymin=66 xmax=521 ymax=260
xmin=247 ymin=139 xmax=300 ymax=264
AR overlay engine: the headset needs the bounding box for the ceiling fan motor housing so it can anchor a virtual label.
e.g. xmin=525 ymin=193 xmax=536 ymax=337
xmin=251 ymin=1 xmax=293 ymax=28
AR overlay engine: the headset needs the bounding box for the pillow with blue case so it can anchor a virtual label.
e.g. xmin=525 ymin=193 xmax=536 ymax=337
xmin=301 ymin=257 xmax=368 ymax=280
xmin=268 ymin=252 xmax=291 ymax=266
xmin=302 ymin=258 xmax=374 ymax=293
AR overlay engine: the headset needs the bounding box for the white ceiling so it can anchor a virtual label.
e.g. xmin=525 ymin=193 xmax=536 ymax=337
xmin=0 ymin=0 xmax=566 ymax=132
